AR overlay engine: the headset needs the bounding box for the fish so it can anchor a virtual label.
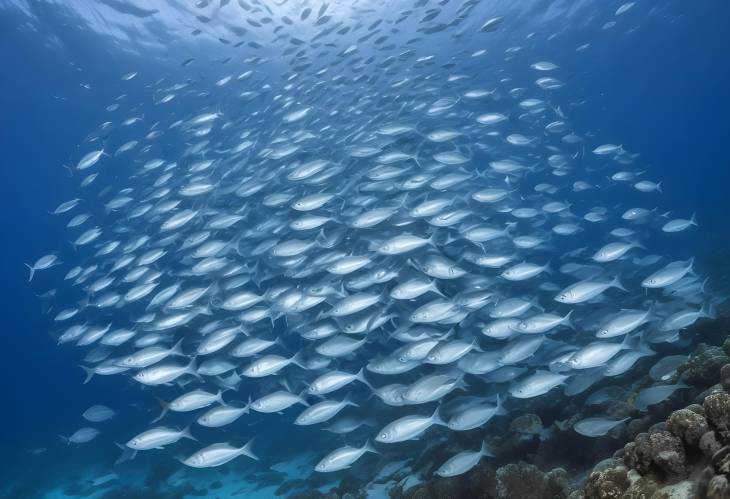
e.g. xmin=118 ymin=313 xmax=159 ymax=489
xmin=662 ymin=215 xmax=698 ymax=233
xmin=634 ymin=382 xmax=689 ymax=411
xmin=295 ymin=396 xmax=358 ymax=426
xmin=76 ymin=150 xmax=105 ymax=170
xmin=642 ymin=259 xmax=694 ymax=288
xmin=25 ymin=254 xmax=60 ymax=281
xmin=596 ymin=308 xmax=653 ymax=338
xmin=82 ymin=405 xmax=116 ymax=422
xmin=435 ymin=441 xmax=493 ymax=477
xmin=315 ymin=440 xmax=378 ymax=472
xmin=182 ymin=440 xmax=257 ymax=468
xmin=573 ymin=417 xmax=629 ymax=437
xmin=510 ymin=371 xmax=570 ymax=398
xmin=555 ymin=277 xmax=626 ymax=304
xmin=126 ymin=426 xmax=197 ymax=450
xmin=447 ymin=396 xmax=507 ymax=431
xmin=60 ymin=427 xmax=100 ymax=444
xmin=649 ymin=355 xmax=689 ymax=381
xmin=376 ymin=407 xmax=445 ymax=443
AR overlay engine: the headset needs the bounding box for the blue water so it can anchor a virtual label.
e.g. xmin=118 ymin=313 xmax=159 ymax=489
xmin=1 ymin=0 xmax=729 ymax=497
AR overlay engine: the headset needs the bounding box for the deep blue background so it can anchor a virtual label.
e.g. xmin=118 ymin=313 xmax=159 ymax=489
xmin=0 ymin=0 xmax=729 ymax=480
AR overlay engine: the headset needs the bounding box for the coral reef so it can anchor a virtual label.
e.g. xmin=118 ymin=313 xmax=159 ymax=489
xmin=677 ymin=344 xmax=729 ymax=387
xmin=385 ymin=316 xmax=730 ymax=499
xmin=579 ymin=344 xmax=730 ymax=498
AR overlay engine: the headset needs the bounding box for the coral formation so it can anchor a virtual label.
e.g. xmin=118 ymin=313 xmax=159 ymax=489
xmin=578 ymin=341 xmax=730 ymax=498
xmin=386 ymin=318 xmax=730 ymax=499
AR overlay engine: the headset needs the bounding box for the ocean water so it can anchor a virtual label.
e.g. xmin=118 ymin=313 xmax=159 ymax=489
xmin=1 ymin=1 xmax=729 ymax=498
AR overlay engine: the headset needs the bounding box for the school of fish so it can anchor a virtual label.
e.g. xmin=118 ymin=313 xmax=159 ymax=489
xmin=28 ymin=0 xmax=720 ymax=481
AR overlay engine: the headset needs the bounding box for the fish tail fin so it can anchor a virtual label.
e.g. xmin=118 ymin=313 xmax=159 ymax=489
xmin=290 ymin=350 xmax=307 ymax=369
xmin=480 ymin=440 xmax=494 ymax=457
xmin=57 ymin=434 xmax=69 ymax=445
xmin=430 ymin=406 xmax=445 ymax=426
xmin=181 ymin=424 xmax=198 ymax=442
xmin=427 ymin=230 xmax=438 ymax=248
xmin=344 ymin=391 xmax=359 ymax=408
xmin=186 ymin=358 xmax=201 ymax=380
xmin=114 ymin=445 xmax=136 ymax=466
xmin=495 ymin=394 xmax=509 ymax=416
xmin=645 ymin=301 xmax=657 ymax=321
xmin=240 ymin=438 xmax=258 ymax=461
xmin=562 ymin=310 xmax=576 ymax=330
xmin=270 ymin=312 xmax=282 ymax=329
xmin=690 ymin=212 xmax=698 ymax=225
xmin=455 ymin=375 xmax=469 ymax=392
xmin=637 ymin=341 xmax=656 ymax=357
xmin=170 ymin=338 xmax=185 ymax=357
xmin=686 ymin=257 xmax=696 ymax=276
xmin=297 ymin=390 xmax=310 ymax=407
xmin=216 ymin=372 xmax=241 ymax=393
xmin=25 ymin=263 xmax=35 ymax=282
xmin=364 ymin=439 xmax=379 ymax=455
xmin=701 ymin=303 xmax=716 ymax=320
xmin=611 ymin=276 xmax=627 ymax=292
xmin=622 ymin=332 xmax=642 ymax=351
xmin=356 ymin=368 xmax=374 ymax=391
xmin=656 ymin=181 xmax=663 ymax=193
xmin=531 ymin=296 xmax=545 ymax=312
xmin=80 ymin=365 xmax=95 ymax=384
xmin=542 ymin=259 xmax=554 ymax=274
xmin=700 ymin=276 xmax=710 ymax=295
xmin=151 ymin=397 xmax=170 ymax=423
xmin=430 ymin=280 xmax=446 ymax=297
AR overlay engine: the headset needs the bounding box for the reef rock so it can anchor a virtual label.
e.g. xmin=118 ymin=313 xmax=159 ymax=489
xmin=678 ymin=344 xmax=729 ymax=387
xmin=494 ymin=461 xmax=573 ymax=499
xmin=700 ymin=431 xmax=725 ymax=458
xmin=707 ymin=474 xmax=730 ymax=499
xmin=623 ymin=430 xmax=687 ymax=477
xmin=667 ymin=408 xmax=710 ymax=447
xmin=705 ymin=392 xmax=730 ymax=434
xmin=720 ymin=364 xmax=730 ymax=392
xmin=583 ymin=463 xmax=629 ymax=499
